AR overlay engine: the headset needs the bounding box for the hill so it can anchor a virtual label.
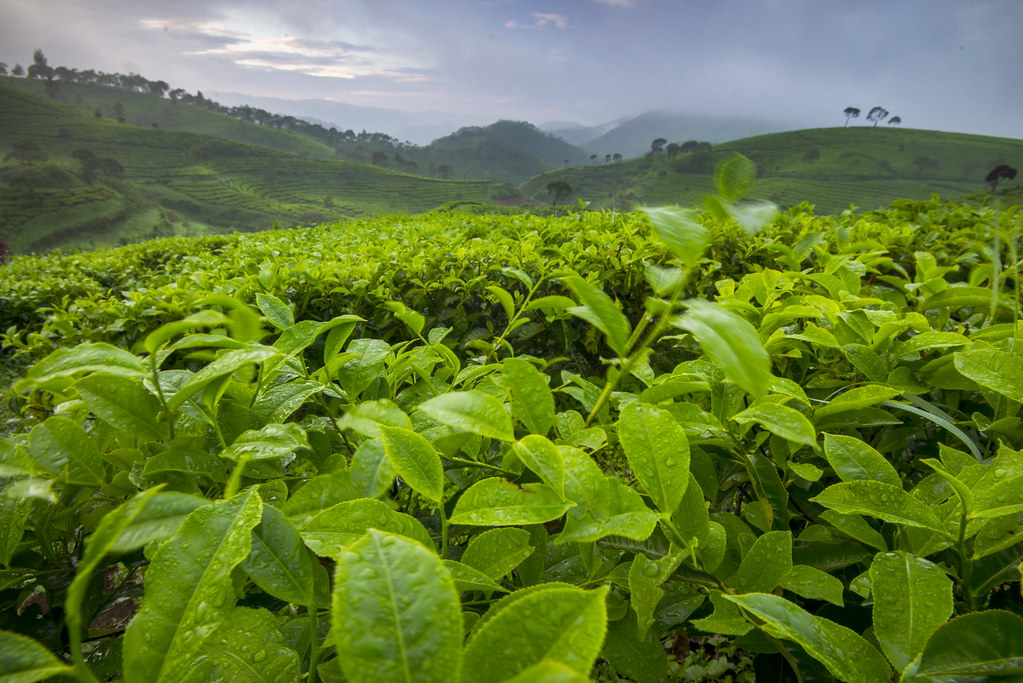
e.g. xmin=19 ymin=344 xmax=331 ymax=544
xmin=575 ymin=110 xmax=789 ymax=158
xmin=418 ymin=121 xmax=591 ymax=182
xmin=0 ymin=84 xmax=505 ymax=252
xmin=522 ymin=126 xmax=1023 ymax=213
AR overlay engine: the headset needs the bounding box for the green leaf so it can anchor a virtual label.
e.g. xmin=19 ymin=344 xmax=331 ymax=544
xmin=76 ymin=374 xmax=169 ymax=441
xmin=188 ymin=606 xmax=300 ymax=682
xmin=340 ymin=399 xmax=412 ymax=438
xmin=602 ymin=615 xmax=669 ymax=683
xmin=629 ymin=546 xmax=685 ymax=639
xmin=167 ymin=346 xmax=281 ymax=411
xmin=0 ymin=497 xmax=30 ymax=567
xmin=716 ymin=153 xmax=757 ymax=202
xmin=674 ymin=300 xmax=772 ymax=398
xmin=419 ymin=391 xmax=514 ymax=442
xmin=725 ymin=593 xmax=893 ymax=683
xmin=818 ymin=510 xmax=887 ymax=551
xmin=562 ymin=275 xmax=631 ymax=358
xmin=66 ymin=487 xmax=168 ymax=649
xmin=639 ymin=206 xmax=709 ymax=269
xmin=732 ymin=402 xmax=816 ymax=448
xmin=379 ymin=426 xmax=445 ymax=503
xmin=618 ymin=402 xmax=690 ymax=514
xmin=461 ymin=528 xmax=533 ymax=580
xmin=123 ymin=490 xmax=263 ymax=683
xmin=450 ymin=479 xmax=572 ymax=526
xmin=0 ymin=630 xmax=74 ymax=682
xmin=142 ymin=447 xmax=227 ymax=482
xmin=556 ymin=478 xmax=659 ymax=544
xmin=822 ymin=433 xmax=901 ymax=487
xmin=779 ymin=565 xmax=845 ymax=607
xmin=461 ymin=585 xmax=608 ymax=683
xmin=301 ymin=498 xmax=433 ymax=558
xmin=256 ymin=292 xmax=295 ymax=330
xmin=108 ymin=491 xmax=208 ymax=553
xmin=971 ymin=474 xmax=1023 ymax=521
xmin=485 ymin=284 xmax=516 ymax=321
xmin=733 ymin=530 xmax=792 ymax=593
xmin=815 ymin=384 xmax=902 ymax=419
xmin=504 ymin=358 xmax=555 ymax=436
xmin=243 ymin=504 xmax=315 ymax=606
xmin=691 ymin=590 xmax=753 ymax=636
xmin=955 ymin=349 xmax=1023 ymax=402
xmin=442 ymin=560 xmax=507 ymax=593
xmin=501 ymin=660 xmax=590 ymax=683
xmin=332 ymin=530 xmax=462 ymax=683
xmin=513 ymin=435 xmax=566 ymax=499
xmin=14 ymin=342 xmax=145 ymax=392
xmin=27 ymin=416 xmax=106 ymax=485
xmin=869 ymin=551 xmax=953 ymax=674
xmin=811 ymin=481 xmax=949 ymax=535
xmin=349 ymin=438 xmax=396 ymax=499
xmin=909 ymin=610 xmax=1023 ymax=679
xmin=220 ymin=423 xmax=308 ymax=473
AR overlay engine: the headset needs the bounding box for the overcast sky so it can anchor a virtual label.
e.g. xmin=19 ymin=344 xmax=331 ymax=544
xmin=2 ymin=0 xmax=1021 ymax=138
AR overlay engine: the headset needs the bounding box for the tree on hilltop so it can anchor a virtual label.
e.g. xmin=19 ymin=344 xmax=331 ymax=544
xmin=650 ymin=138 xmax=667 ymax=156
xmin=27 ymin=49 xmax=53 ymax=80
xmin=888 ymin=116 xmax=901 ymax=126
xmin=843 ymin=107 xmax=860 ymax=127
xmin=11 ymin=64 xmax=24 ymax=76
xmin=0 ymin=63 xmax=7 ymax=76
xmin=546 ymin=179 xmax=572 ymax=207
xmin=912 ymin=156 xmax=939 ymax=177
xmin=986 ymin=164 xmax=1018 ymax=192
xmin=867 ymin=106 xmax=889 ymax=127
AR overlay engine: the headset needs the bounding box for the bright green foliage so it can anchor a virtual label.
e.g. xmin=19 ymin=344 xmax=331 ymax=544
xmin=332 ymin=531 xmax=462 ymax=683
xmin=0 ymin=197 xmax=1021 ymax=682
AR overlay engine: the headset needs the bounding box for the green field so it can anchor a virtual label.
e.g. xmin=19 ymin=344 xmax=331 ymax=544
xmin=0 ymin=83 xmax=504 ymax=251
xmin=524 ymin=127 xmax=1022 ymax=213
xmin=0 ymin=194 xmax=1021 ymax=681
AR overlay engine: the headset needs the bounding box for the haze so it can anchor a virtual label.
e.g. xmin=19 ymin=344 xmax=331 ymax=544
xmin=2 ymin=0 xmax=1020 ymax=142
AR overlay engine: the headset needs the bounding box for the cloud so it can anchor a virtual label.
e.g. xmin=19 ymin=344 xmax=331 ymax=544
xmin=505 ymin=12 xmax=570 ymax=30
xmin=592 ymin=0 xmax=636 ymax=6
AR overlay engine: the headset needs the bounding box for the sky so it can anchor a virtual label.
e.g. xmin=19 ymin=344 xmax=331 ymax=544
xmin=2 ymin=0 xmax=1021 ymax=139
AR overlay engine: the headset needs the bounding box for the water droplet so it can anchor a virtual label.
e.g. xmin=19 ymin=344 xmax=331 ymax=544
xmin=994 ymin=468 xmax=1007 ymax=478
xmin=252 ymin=650 xmax=267 ymax=663
xmin=641 ymin=563 xmax=659 ymax=578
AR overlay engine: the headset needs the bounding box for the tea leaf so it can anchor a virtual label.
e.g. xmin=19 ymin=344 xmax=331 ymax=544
xmin=955 ymin=349 xmax=1023 ymax=402
xmin=419 ymin=391 xmax=515 ymax=442
xmin=811 ymin=481 xmax=949 ymax=535
xmin=822 ymin=433 xmax=901 ymax=487
xmin=674 ymin=300 xmax=772 ymax=398
xmin=243 ymin=504 xmax=315 ymax=606
xmin=76 ymin=374 xmax=168 ymax=441
xmin=379 ymin=426 xmax=445 ymax=503
xmin=0 ymin=630 xmax=74 ymax=681
xmin=725 ymin=592 xmax=892 ymax=683
xmin=513 ymin=435 xmax=566 ymax=499
xmin=909 ymin=610 xmax=1023 ymax=679
xmin=732 ymin=402 xmax=816 ymax=448
xmin=618 ymin=402 xmax=690 ymax=514
xmin=333 ymin=530 xmax=462 ymax=683
xmin=639 ymin=206 xmax=709 ymax=269
xmin=504 ymin=358 xmax=555 ymax=437
xmin=462 ymin=585 xmax=608 ymax=683
xmin=189 ymin=606 xmax=300 ymax=682
xmin=562 ymin=275 xmax=631 ymax=358
xmin=460 ymin=527 xmax=533 ymax=580
xmin=450 ymin=479 xmax=572 ymax=526
xmin=869 ymin=551 xmax=953 ymax=673
xmin=123 ymin=490 xmax=262 ymax=682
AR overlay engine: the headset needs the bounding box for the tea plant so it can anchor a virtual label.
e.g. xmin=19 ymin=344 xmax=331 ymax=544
xmin=0 ymin=158 xmax=1021 ymax=681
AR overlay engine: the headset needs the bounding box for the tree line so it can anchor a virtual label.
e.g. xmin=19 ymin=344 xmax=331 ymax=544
xmin=843 ymin=106 xmax=901 ymax=127
xmin=1 ymin=50 xmax=405 ymax=149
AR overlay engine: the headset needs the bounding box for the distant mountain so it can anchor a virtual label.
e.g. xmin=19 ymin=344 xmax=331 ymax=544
xmin=208 ymin=92 xmax=486 ymax=145
xmin=424 ymin=120 xmax=590 ymax=182
xmin=540 ymin=118 xmax=630 ymax=147
xmin=580 ymin=110 xmax=792 ymax=158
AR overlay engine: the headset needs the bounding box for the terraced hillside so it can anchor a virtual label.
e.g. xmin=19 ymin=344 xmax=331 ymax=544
xmin=523 ymin=127 xmax=1023 ymax=213
xmin=0 ymin=84 xmax=504 ymax=251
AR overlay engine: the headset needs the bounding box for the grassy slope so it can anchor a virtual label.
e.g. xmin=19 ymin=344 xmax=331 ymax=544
xmin=523 ymin=127 xmax=1023 ymax=213
xmin=2 ymin=77 xmax=337 ymax=160
xmin=0 ymin=84 xmax=500 ymax=251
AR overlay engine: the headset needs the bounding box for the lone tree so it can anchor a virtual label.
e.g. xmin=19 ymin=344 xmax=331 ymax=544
xmin=650 ymin=138 xmax=667 ymax=156
xmin=843 ymin=107 xmax=861 ymax=127
xmin=546 ymin=179 xmax=572 ymax=207
xmin=986 ymin=164 xmax=1018 ymax=192
xmin=867 ymin=106 xmax=889 ymax=127
xmin=888 ymin=116 xmax=902 ymax=126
